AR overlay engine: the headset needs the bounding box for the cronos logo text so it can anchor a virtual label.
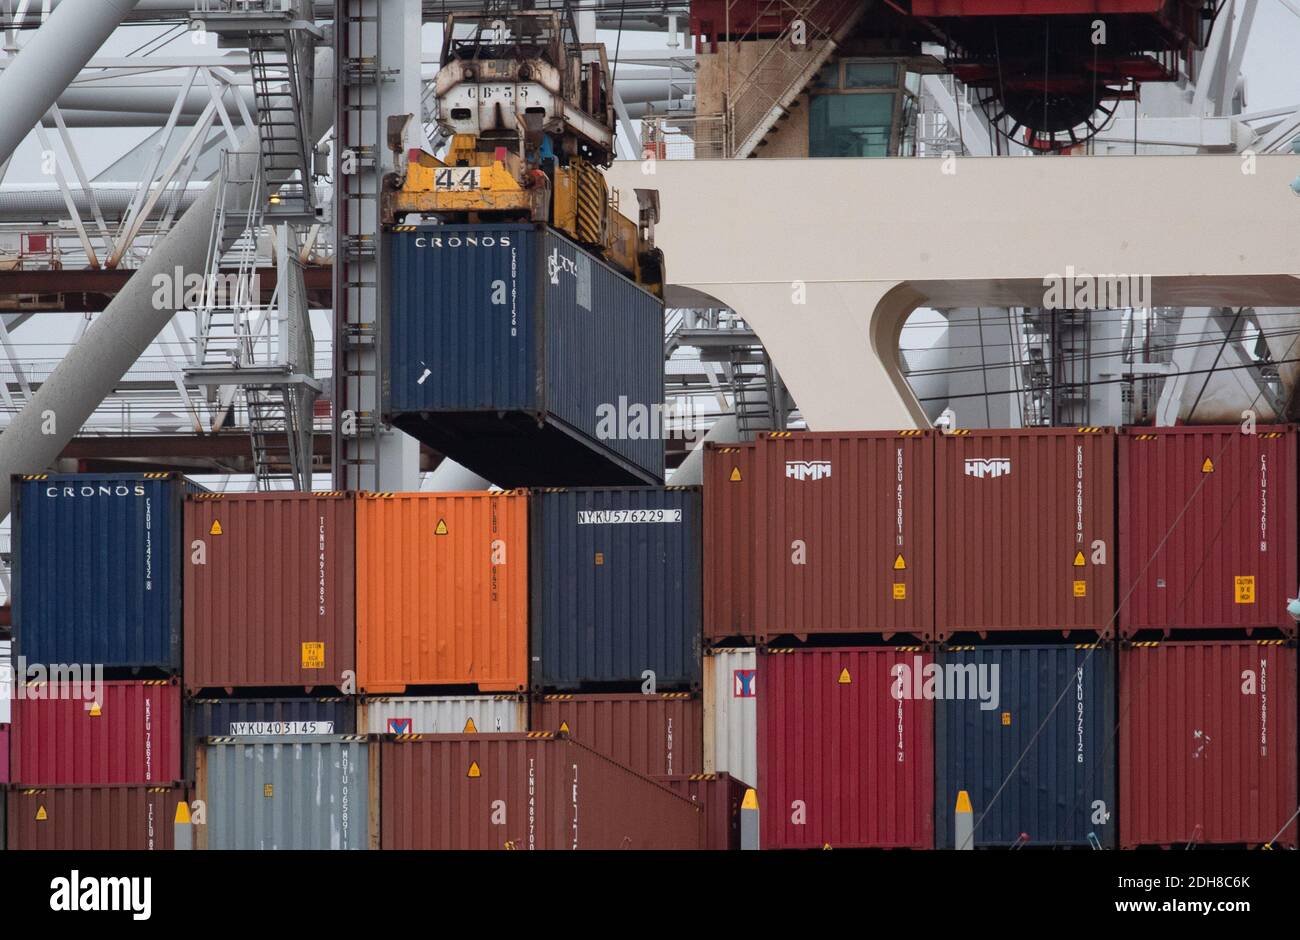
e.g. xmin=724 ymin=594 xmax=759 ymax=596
xmin=963 ymin=457 xmax=1012 ymax=479
xmin=45 ymin=483 xmax=147 ymax=498
xmin=785 ymin=460 xmax=832 ymax=481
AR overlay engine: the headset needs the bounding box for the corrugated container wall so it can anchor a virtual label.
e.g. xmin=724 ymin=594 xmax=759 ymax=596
xmin=386 ymin=223 xmax=664 ymax=486
xmin=184 ymin=697 xmax=356 ymax=781
xmin=13 ymin=473 xmax=191 ymax=672
xmin=184 ymin=493 xmax=356 ymax=691
xmin=1120 ymin=641 xmax=1297 ymax=848
xmin=530 ymin=487 xmax=702 ymax=690
xmin=1119 ymin=426 xmax=1297 ymax=634
xmin=759 ymin=647 xmax=934 ymax=849
xmin=655 ymin=773 xmax=749 ymax=850
xmin=755 ymin=432 xmax=935 ymax=640
xmin=379 ymin=734 xmax=706 ymax=850
xmin=935 ymin=429 xmax=1116 ymax=636
xmin=529 ymin=693 xmax=703 ymax=776
xmin=6 ymin=786 xmax=189 ymax=850
xmin=359 ymin=695 xmax=527 ymax=734
xmin=1 ymin=638 xmax=11 ymax=723
xmin=934 ymin=645 xmax=1116 ymax=848
xmin=356 ymin=492 xmax=528 ymax=693
xmin=0 ymin=726 xmax=9 ymax=785
xmin=704 ymin=443 xmax=756 ymax=640
xmin=11 ymin=680 xmax=181 ymax=786
xmin=196 ymin=735 xmax=377 ymax=849
xmin=703 ymin=648 xmax=757 ymax=786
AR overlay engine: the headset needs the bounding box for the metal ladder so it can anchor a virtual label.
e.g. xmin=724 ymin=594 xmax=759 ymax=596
xmin=729 ymin=345 xmax=785 ymax=439
xmin=248 ymin=22 xmax=314 ymax=215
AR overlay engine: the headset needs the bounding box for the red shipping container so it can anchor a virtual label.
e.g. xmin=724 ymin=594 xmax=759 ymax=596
xmin=935 ymin=428 xmax=1116 ymax=637
xmin=754 ymin=431 xmax=935 ymax=641
xmin=379 ymin=733 xmax=706 ymax=849
xmin=6 ymin=786 xmax=189 ymax=850
xmin=704 ymin=443 xmax=756 ymax=641
xmin=0 ymin=726 xmax=8 ymax=784
xmin=529 ymin=693 xmax=703 ymax=777
xmin=759 ymin=647 xmax=934 ymax=849
xmin=1119 ymin=426 xmax=1297 ymax=635
xmin=184 ymin=492 xmax=356 ymax=691
xmin=10 ymin=679 xmax=181 ymax=786
xmin=1120 ymin=641 xmax=1297 ymax=848
xmin=655 ymin=773 xmax=750 ymax=850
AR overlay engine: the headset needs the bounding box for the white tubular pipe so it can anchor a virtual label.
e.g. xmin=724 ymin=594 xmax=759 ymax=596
xmin=669 ymin=414 xmax=741 ymax=485
xmin=0 ymin=46 xmax=335 ymax=520
xmin=0 ymin=0 xmax=142 ymax=166
xmin=423 ymin=458 xmax=493 ymax=491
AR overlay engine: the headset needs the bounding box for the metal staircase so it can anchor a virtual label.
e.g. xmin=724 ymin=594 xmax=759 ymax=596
xmin=729 ymin=345 xmax=786 ymax=439
xmin=725 ymin=0 xmax=866 ymax=158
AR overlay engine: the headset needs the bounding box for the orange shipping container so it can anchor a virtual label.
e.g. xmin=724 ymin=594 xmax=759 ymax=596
xmin=356 ymin=491 xmax=528 ymax=693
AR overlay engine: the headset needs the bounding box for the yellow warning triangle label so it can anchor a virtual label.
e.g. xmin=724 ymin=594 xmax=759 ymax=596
xmin=1202 ymin=458 xmax=1214 ymax=473
xmin=209 ymin=520 xmax=223 ymax=536
xmin=838 ymin=668 xmax=852 ymax=685
xmin=1073 ymin=551 xmax=1086 ymax=567
xmin=559 ymin=720 xmax=570 ymax=733
xmin=893 ymin=554 xmax=906 ymax=571
xmin=35 ymin=806 xmax=47 ymax=821
xmin=463 ymin=717 xmax=478 ymax=733
xmin=88 ymin=702 xmax=102 ymax=717
xmin=467 ymin=761 xmax=481 ymax=778
xmin=435 ymin=519 xmax=449 ymax=535
xmin=729 ymin=467 xmax=742 ymax=482
xmin=174 ymin=801 xmax=191 ymax=824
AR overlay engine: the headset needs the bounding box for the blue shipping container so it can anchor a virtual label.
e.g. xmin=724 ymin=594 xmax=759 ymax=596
xmin=12 ymin=473 xmax=194 ymax=673
xmin=530 ymin=487 xmax=702 ymax=690
xmin=387 ymin=223 xmax=664 ymax=486
xmin=934 ymin=644 xmax=1116 ymax=848
xmin=183 ymin=697 xmax=357 ymax=781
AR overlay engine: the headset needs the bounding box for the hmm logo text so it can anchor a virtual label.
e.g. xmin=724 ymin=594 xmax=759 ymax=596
xmin=964 ymin=457 xmax=1011 ymax=479
xmin=785 ymin=460 xmax=832 ymax=482
xmin=50 ymin=871 xmax=151 ymax=921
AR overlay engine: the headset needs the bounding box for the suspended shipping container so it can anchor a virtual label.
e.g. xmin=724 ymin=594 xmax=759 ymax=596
xmin=935 ymin=428 xmax=1116 ymax=637
xmin=703 ymin=443 xmax=756 ymax=640
xmin=1120 ymin=641 xmax=1297 ymax=848
xmin=1119 ymin=426 xmax=1297 ymax=634
xmin=359 ymin=695 xmax=527 ymax=735
xmin=759 ymin=647 xmax=934 ymax=849
xmin=655 ymin=773 xmax=749 ymax=850
xmin=530 ymin=693 xmax=703 ymax=777
xmin=530 ymin=487 xmax=702 ymax=690
xmin=379 ymin=733 xmax=706 ymax=850
xmin=755 ymin=431 xmax=935 ymax=640
xmin=355 ymin=492 xmax=528 ymax=693
xmin=184 ymin=697 xmax=356 ymax=781
xmin=10 ymin=679 xmax=181 ymax=786
xmin=196 ymin=735 xmax=377 ymax=850
xmin=12 ymin=472 xmax=194 ymax=673
xmin=6 ymin=785 xmax=190 ymax=851
xmin=702 ymin=647 xmax=757 ymax=786
xmin=184 ymin=492 xmax=356 ymax=692
xmin=934 ymin=644 xmax=1116 ymax=848
xmin=386 ymin=223 xmax=664 ymax=486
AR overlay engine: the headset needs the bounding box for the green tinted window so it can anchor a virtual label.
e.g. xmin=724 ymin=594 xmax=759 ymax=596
xmin=843 ymin=62 xmax=897 ymax=88
xmin=809 ymin=93 xmax=896 ymax=157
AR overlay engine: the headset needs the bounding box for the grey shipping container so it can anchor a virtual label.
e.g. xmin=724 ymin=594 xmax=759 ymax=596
xmin=12 ymin=472 xmax=197 ymax=673
xmin=530 ymin=487 xmax=702 ymax=690
xmin=934 ymin=644 xmax=1116 ymax=849
xmin=386 ymin=223 xmax=664 ymax=486
xmin=184 ymin=697 xmax=356 ymax=781
xmin=195 ymin=735 xmax=377 ymax=849
xmin=359 ymin=695 xmax=527 ymax=735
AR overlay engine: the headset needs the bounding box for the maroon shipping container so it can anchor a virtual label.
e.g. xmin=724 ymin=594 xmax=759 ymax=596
xmin=529 ymin=692 xmax=703 ymax=777
xmin=754 ymin=431 xmax=935 ymax=640
xmin=704 ymin=443 xmax=756 ymax=640
xmin=759 ymin=647 xmax=934 ymax=849
xmin=655 ymin=773 xmax=749 ymax=850
xmin=1119 ymin=426 xmax=1297 ymax=635
xmin=6 ymin=785 xmax=189 ymax=850
xmin=0 ymin=726 xmax=8 ymax=784
xmin=935 ymin=428 xmax=1116 ymax=637
xmin=10 ymin=680 xmax=181 ymax=786
xmin=379 ymin=733 xmax=706 ymax=849
xmin=1120 ymin=641 xmax=1297 ymax=848
xmin=184 ymin=492 xmax=356 ymax=691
